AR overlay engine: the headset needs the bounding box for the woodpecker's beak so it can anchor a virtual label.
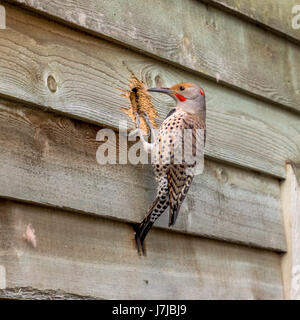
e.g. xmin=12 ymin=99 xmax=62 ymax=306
xmin=147 ymin=87 xmax=173 ymax=95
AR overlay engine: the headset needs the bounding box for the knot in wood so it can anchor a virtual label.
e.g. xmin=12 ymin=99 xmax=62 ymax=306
xmin=47 ymin=75 xmax=57 ymax=93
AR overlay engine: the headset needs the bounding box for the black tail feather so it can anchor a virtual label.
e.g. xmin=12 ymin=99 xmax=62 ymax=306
xmin=133 ymin=217 xmax=154 ymax=256
xmin=168 ymin=204 xmax=181 ymax=227
xmin=133 ymin=197 xmax=168 ymax=256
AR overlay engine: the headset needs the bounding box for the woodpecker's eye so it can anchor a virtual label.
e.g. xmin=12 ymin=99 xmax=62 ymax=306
xmin=179 ymin=86 xmax=185 ymax=91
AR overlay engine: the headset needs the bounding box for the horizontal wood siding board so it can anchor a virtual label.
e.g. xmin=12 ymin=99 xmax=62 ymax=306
xmin=4 ymin=0 xmax=300 ymax=113
xmin=1 ymin=4 xmax=300 ymax=178
xmin=202 ymin=0 xmax=300 ymax=44
xmin=281 ymin=164 xmax=300 ymax=299
xmin=0 ymin=288 xmax=98 ymax=300
xmin=0 ymin=100 xmax=286 ymax=251
xmin=0 ymin=200 xmax=284 ymax=299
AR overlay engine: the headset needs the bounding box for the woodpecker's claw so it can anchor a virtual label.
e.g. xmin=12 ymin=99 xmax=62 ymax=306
xmin=136 ymin=111 xmax=141 ymax=129
xmin=131 ymin=112 xmax=154 ymax=153
xmin=128 ymin=128 xmax=139 ymax=137
xmin=140 ymin=111 xmax=156 ymax=141
xmin=128 ymin=113 xmax=142 ymax=137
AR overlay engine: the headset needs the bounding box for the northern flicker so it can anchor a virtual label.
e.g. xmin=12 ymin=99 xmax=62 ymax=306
xmin=133 ymin=82 xmax=206 ymax=255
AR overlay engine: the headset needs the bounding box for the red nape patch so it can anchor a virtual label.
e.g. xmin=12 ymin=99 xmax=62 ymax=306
xmin=175 ymin=93 xmax=187 ymax=102
xmin=200 ymin=90 xmax=205 ymax=96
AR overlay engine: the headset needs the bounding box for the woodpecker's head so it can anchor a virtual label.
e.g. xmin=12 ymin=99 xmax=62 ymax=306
xmin=148 ymin=82 xmax=206 ymax=114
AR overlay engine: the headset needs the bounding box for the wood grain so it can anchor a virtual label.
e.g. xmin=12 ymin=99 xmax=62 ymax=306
xmin=281 ymin=164 xmax=300 ymax=299
xmin=0 ymin=100 xmax=286 ymax=251
xmin=0 ymin=287 xmax=97 ymax=300
xmin=0 ymin=200 xmax=284 ymax=299
xmin=4 ymin=0 xmax=300 ymax=113
xmin=202 ymin=0 xmax=300 ymax=43
xmin=0 ymin=4 xmax=299 ymax=178
xmin=291 ymin=162 xmax=300 ymax=186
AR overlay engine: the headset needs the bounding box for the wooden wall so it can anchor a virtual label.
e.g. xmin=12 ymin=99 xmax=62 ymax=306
xmin=0 ymin=0 xmax=299 ymax=299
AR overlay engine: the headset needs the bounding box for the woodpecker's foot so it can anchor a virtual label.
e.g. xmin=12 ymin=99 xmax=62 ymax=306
xmin=141 ymin=111 xmax=153 ymax=131
xmin=128 ymin=112 xmax=143 ymax=138
xmin=128 ymin=112 xmax=142 ymax=137
xmin=141 ymin=111 xmax=156 ymax=142
xmin=133 ymin=223 xmax=147 ymax=256
xmin=130 ymin=112 xmax=154 ymax=153
xmin=133 ymin=111 xmax=154 ymax=137
xmin=136 ymin=111 xmax=141 ymax=129
xmin=128 ymin=128 xmax=139 ymax=137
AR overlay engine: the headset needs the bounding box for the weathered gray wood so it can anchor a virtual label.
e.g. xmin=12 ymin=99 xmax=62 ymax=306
xmin=0 ymin=200 xmax=284 ymax=299
xmin=0 ymin=4 xmax=300 ymax=178
xmin=281 ymin=164 xmax=300 ymax=299
xmin=0 ymin=100 xmax=286 ymax=251
xmin=202 ymin=0 xmax=300 ymax=43
xmin=0 ymin=287 xmax=97 ymax=300
xmin=291 ymin=161 xmax=300 ymax=186
xmin=5 ymin=0 xmax=300 ymax=113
